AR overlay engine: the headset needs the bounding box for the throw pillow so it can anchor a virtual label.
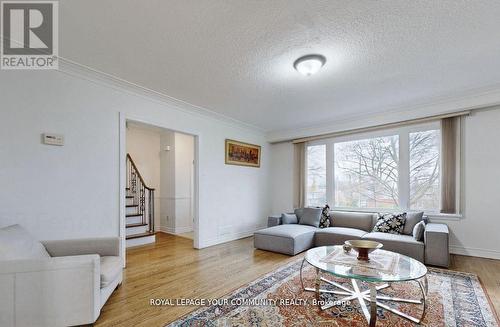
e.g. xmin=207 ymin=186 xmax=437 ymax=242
xmin=319 ymin=204 xmax=331 ymax=228
xmin=403 ymin=211 xmax=424 ymax=235
xmin=413 ymin=221 xmax=426 ymax=241
xmin=0 ymin=224 xmax=51 ymax=260
xmin=294 ymin=208 xmax=304 ymax=221
xmin=298 ymin=207 xmax=322 ymax=228
xmin=281 ymin=213 xmax=298 ymax=224
xmin=372 ymin=213 xmax=407 ymax=234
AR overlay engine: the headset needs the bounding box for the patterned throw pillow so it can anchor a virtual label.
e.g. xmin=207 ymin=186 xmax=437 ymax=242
xmin=372 ymin=212 xmax=407 ymax=234
xmin=319 ymin=204 xmax=331 ymax=228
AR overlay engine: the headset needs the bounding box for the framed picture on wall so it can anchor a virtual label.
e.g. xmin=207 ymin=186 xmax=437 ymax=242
xmin=225 ymin=139 xmax=261 ymax=168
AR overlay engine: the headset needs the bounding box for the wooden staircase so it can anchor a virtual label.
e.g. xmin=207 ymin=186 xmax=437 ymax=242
xmin=125 ymin=155 xmax=156 ymax=247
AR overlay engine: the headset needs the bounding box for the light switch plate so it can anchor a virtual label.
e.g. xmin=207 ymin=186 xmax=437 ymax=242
xmin=42 ymin=133 xmax=64 ymax=146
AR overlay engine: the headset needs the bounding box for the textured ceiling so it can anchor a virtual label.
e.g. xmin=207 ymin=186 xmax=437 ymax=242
xmin=60 ymin=1 xmax=500 ymax=132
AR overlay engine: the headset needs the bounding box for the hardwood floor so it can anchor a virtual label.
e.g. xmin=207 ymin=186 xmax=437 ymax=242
xmin=449 ymin=254 xmax=500 ymax=314
xmin=95 ymin=233 xmax=500 ymax=326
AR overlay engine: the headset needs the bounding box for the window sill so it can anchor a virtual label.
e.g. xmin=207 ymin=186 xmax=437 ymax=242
xmin=329 ymin=207 xmax=463 ymax=221
xmin=425 ymin=213 xmax=463 ymax=221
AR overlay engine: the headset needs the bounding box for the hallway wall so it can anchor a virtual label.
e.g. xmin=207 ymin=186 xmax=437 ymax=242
xmin=159 ymin=131 xmax=195 ymax=234
xmin=126 ymin=125 xmax=161 ymax=229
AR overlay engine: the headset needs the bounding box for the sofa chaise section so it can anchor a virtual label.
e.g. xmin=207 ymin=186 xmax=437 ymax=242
xmin=254 ymin=224 xmax=316 ymax=255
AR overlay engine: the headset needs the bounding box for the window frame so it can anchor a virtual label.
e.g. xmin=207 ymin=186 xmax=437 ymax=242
xmin=305 ymin=143 xmax=328 ymax=207
xmin=305 ymin=121 xmax=441 ymax=213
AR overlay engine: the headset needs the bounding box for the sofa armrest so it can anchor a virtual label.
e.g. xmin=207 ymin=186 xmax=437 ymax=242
xmin=42 ymin=237 xmax=120 ymax=257
xmin=0 ymin=255 xmax=101 ymax=326
xmin=267 ymin=215 xmax=282 ymax=227
xmin=424 ymin=223 xmax=449 ymax=268
xmin=0 ymin=254 xmax=100 ymax=274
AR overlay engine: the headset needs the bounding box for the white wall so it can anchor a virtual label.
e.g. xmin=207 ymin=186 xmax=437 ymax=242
xmin=126 ymin=125 xmax=161 ymax=229
xmin=268 ymin=107 xmax=500 ymax=259
xmin=173 ymin=132 xmax=195 ymax=233
xmin=0 ymin=67 xmax=270 ymax=248
xmin=436 ymin=108 xmax=500 ymax=259
xmin=159 ymin=131 xmax=195 ymax=234
xmin=159 ymin=130 xmax=176 ymax=233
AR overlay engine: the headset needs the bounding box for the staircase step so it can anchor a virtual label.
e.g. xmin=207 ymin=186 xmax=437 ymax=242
xmin=126 ymin=223 xmax=148 ymax=228
xmin=126 ymin=233 xmax=156 ymax=247
xmin=126 ymin=204 xmax=138 ymax=208
xmin=126 ymin=213 xmax=142 ymax=217
xmin=125 ymin=187 xmax=130 ymax=190
xmin=126 ymin=231 xmax=154 ymax=240
xmin=126 ymin=195 xmax=134 ymax=199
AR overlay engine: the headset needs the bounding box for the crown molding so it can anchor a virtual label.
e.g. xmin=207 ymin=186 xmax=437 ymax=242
xmin=267 ymin=84 xmax=500 ymax=143
xmin=55 ymin=57 xmax=500 ymax=141
xmin=56 ymin=58 xmax=265 ymax=135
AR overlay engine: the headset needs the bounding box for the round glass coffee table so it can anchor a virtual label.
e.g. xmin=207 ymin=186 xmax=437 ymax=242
xmin=300 ymin=246 xmax=428 ymax=326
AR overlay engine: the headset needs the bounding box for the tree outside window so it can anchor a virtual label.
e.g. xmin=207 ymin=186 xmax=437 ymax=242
xmin=306 ymin=145 xmax=326 ymax=207
xmin=306 ymin=126 xmax=441 ymax=212
xmin=334 ymin=135 xmax=399 ymax=209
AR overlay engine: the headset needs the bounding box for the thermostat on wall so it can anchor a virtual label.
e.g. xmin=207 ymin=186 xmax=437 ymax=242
xmin=42 ymin=133 xmax=64 ymax=146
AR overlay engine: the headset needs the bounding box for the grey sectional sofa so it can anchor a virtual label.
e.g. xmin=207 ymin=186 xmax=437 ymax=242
xmin=254 ymin=210 xmax=449 ymax=267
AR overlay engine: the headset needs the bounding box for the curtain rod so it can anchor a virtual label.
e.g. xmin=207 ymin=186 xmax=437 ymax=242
xmin=291 ymin=110 xmax=471 ymax=144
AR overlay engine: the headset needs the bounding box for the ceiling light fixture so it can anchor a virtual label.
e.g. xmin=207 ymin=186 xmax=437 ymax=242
xmin=293 ymin=54 xmax=326 ymax=76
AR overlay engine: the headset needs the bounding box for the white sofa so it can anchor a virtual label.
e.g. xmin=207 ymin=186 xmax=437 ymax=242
xmin=0 ymin=225 xmax=123 ymax=327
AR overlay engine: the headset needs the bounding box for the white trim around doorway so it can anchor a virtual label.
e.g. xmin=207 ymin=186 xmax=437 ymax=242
xmin=118 ymin=112 xmax=201 ymax=266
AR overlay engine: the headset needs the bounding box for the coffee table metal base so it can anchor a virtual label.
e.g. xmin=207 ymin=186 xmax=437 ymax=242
xmin=301 ymin=259 xmax=428 ymax=326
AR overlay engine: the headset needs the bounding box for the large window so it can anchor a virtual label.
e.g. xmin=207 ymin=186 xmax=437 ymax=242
xmin=306 ymin=145 xmax=327 ymax=207
xmin=334 ymin=135 xmax=399 ymax=209
xmin=306 ymin=123 xmax=441 ymax=212
xmin=409 ymin=129 xmax=440 ymax=211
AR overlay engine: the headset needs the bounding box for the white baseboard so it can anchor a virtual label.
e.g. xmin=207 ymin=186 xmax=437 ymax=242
xmin=158 ymin=226 xmax=193 ymax=234
xmin=160 ymin=226 xmax=500 ymax=260
xmin=450 ymin=245 xmax=500 ymax=260
xmin=158 ymin=226 xmax=175 ymax=234
xmin=199 ymin=226 xmax=267 ymax=249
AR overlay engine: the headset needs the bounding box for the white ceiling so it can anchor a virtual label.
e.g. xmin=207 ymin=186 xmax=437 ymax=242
xmin=60 ymin=1 xmax=500 ymax=132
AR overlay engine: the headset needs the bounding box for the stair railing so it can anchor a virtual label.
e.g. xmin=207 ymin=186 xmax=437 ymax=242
xmin=126 ymin=154 xmax=155 ymax=233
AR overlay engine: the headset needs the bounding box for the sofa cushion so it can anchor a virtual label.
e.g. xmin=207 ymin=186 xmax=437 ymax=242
xmin=362 ymin=232 xmax=424 ymax=262
xmin=294 ymin=208 xmax=304 ymax=220
xmin=281 ymin=213 xmax=298 ymax=224
xmin=299 ymin=207 xmax=322 ymax=228
xmin=254 ymin=224 xmax=316 ymax=255
xmin=330 ymin=211 xmax=375 ymax=232
xmin=315 ymin=227 xmax=367 ymax=247
xmin=372 ymin=213 xmax=406 ymax=234
xmin=100 ymin=256 xmax=123 ymax=288
xmin=0 ymin=224 xmax=51 ymax=260
xmin=403 ymin=211 xmax=424 ymax=235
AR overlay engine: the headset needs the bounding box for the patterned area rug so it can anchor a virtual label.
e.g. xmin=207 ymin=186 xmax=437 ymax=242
xmin=167 ymin=258 xmax=499 ymax=326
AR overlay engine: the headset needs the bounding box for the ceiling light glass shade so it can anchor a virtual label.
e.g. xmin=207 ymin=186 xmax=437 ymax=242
xmin=294 ymin=54 xmax=326 ymax=76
